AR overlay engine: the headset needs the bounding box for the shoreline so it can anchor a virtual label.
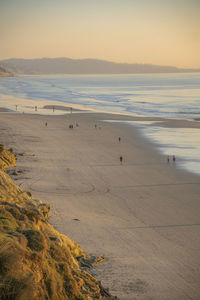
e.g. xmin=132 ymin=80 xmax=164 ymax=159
xmin=0 ymin=111 xmax=200 ymax=299
xmin=0 ymin=94 xmax=93 ymax=115
xmin=105 ymin=118 xmax=200 ymax=177
xmin=1 ymin=72 xmax=200 ymax=123
xmin=1 ymin=91 xmax=200 ymax=122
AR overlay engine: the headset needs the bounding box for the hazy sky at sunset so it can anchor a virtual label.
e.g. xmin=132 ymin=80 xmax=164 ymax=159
xmin=0 ymin=0 xmax=200 ymax=68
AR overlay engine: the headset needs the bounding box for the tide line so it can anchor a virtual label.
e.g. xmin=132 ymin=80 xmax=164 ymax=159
xmin=121 ymin=223 xmax=200 ymax=229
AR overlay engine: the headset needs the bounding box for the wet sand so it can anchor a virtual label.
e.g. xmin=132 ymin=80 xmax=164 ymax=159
xmin=0 ymin=111 xmax=200 ymax=300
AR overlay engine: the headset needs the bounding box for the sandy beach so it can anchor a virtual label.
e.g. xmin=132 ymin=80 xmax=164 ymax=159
xmin=0 ymin=111 xmax=200 ymax=300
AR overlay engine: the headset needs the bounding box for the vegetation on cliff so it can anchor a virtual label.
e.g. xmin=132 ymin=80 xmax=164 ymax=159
xmin=0 ymin=146 xmax=114 ymax=299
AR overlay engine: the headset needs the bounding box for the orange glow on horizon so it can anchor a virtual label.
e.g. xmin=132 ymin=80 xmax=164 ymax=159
xmin=0 ymin=0 xmax=199 ymax=69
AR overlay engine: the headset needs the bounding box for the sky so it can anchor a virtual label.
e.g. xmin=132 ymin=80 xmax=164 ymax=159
xmin=0 ymin=0 xmax=200 ymax=68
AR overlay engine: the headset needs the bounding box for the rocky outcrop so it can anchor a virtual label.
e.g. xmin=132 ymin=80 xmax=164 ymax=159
xmin=0 ymin=66 xmax=13 ymax=77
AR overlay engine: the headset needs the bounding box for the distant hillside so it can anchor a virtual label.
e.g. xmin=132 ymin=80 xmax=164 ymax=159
xmin=0 ymin=66 xmax=13 ymax=77
xmin=0 ymin=58 xmax=199 ymax=75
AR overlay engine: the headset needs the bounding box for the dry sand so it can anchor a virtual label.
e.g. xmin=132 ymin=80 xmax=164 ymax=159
xmin=0 ymin=111 xmax=200 ymax=300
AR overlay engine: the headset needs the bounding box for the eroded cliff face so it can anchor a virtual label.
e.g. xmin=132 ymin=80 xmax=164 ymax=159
xmin=0 ymin=144 xmax=15 ymax=170
xmin=0 ymin=146 xmax=114 ymax=300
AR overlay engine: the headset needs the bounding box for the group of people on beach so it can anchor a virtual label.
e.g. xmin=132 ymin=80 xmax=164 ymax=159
xmin=44 ymin=120 xmax=124 ymax=165
xmin=44 ymin=120 xmax=176 ymax=167
xmin=167 ymin=155 xmax=176 ymax=163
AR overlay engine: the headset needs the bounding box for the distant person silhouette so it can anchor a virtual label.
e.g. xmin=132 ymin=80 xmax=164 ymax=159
xmin=45 ymin=122 xmax=48 ymax=127
xmin=167 ymin=156 xmax=170 ymax=163
xmin=173 ymin=155 xmax=176 ymax=162
xmin=120 ymin=156 xmax=123 ymax=164
xmin=118 ymin=137 xmax=121 ymax=143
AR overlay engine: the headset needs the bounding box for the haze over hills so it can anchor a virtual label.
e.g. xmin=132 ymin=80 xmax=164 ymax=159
xmin=0 ymin=58 xmax=199 ymax=75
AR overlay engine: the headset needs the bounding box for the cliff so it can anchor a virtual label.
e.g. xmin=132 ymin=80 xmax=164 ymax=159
xmin=0 ymin=66 xmax=13 ymax=77
xmin=0 ymin=146 xmax=114 ymax=300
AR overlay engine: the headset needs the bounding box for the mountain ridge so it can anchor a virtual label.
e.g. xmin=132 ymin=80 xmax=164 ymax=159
xmin=0 ymin=57 xmax=199 ymax=75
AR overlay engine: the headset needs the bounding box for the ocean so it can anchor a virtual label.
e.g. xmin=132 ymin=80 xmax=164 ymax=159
xmin=0 ymin=73 xmax=200 ymax=175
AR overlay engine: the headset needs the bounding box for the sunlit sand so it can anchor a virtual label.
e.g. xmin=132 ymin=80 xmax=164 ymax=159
xmin=1 ymin=108 xmax=200 ymax=300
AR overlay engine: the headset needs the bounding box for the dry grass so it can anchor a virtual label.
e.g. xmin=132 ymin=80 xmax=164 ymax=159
xmin=0 ymin=145 xmax=15 ymax=170
xmin=0 ymin=146 xmax=115 ymax=300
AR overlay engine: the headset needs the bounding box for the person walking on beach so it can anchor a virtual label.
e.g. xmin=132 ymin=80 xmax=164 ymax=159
xmin=120 ymin=156 xmax=123 ymax=164
xmin=45 ymin=122 xmax=48 ymax=127
xmin=118 ymin=137 xmax=121 ymax=143
xmin=167 ymin=156 xmax=170 ymax=163
xmin=173 ymin=155 xmax=176 ymax=162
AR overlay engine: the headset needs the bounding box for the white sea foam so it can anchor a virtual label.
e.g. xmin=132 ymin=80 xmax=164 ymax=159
xmin=106 ymin=119 xmax=200 ymax=176
xmin=0 ymin=73 xmax=200 ymax=119
xmin=1 ymin=73 xmax=200 ymax=175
